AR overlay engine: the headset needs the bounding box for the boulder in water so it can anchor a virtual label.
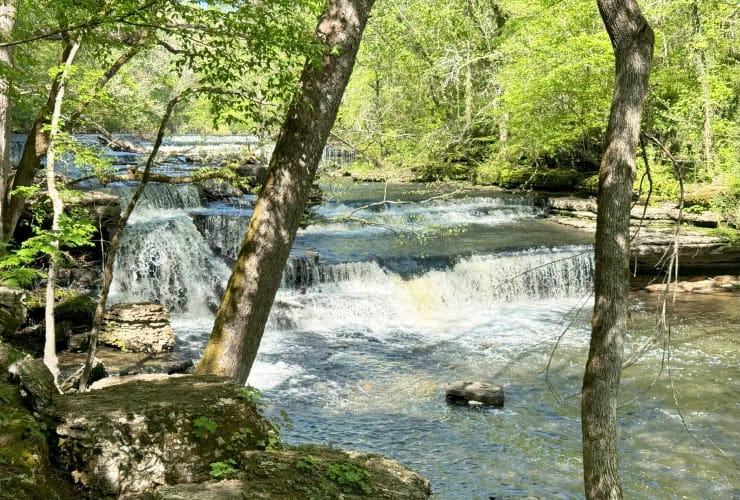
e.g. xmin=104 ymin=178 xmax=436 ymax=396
xmin=49 ymin=374 xmax=272 ymax=497
xmin=445 ymin=381 xmax=504 ymax=407
xmin=99 ymin=303 xmax=175 ymax=353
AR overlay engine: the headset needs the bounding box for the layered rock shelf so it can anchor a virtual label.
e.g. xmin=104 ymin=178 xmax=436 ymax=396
xmin=547 ymin=197 xmax=740 ymax=274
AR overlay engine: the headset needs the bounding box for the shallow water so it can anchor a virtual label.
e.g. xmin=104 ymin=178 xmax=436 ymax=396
xmin=109 ymin=181 xmax=740 ymax=499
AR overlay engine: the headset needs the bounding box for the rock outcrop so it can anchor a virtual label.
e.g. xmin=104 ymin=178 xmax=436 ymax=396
xmin=548 ymin=197 xmax=740 ymax=274
xmin=7 ymin=356 xmax=59 ymax=412
xmin=152 ymin=446 xmax=432 ymax=500
xmin=100 ymin=303 xmax=175 ymax=353
xmin=0 ymin=286 xmax=26 ymax=337
xmin=49 ymin=375 xmax=272 ymax=498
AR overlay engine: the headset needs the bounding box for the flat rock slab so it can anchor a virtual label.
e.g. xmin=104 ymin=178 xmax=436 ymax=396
xmin=446 ymin=381 xmax=504 ymax=407
xmin=58 ymin=346 xmax=193 ymax=382
xmin=50 ymin=375 xmax=271 ymax=498
xmin=151 ymin=446 xmax=431 ymax=500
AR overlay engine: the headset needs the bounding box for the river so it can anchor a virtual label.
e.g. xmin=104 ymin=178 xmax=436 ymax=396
xmin=108 ymin=179 xmax=739 ymax=499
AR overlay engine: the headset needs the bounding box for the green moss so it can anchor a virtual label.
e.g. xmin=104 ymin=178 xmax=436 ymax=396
xmin=475 ymin=159 xmax=581 ymax=191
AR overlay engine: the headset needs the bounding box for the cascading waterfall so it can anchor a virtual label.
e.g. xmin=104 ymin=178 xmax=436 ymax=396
xmin=109 ymin=211 xmax=229 ymax=314
xmin=108 ymin=183 xmax=202 ymax=210
xmin=103 ymin=178 xmax=737 ymax=499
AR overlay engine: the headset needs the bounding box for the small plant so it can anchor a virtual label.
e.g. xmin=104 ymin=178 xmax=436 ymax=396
xmin=209 ymin=458 xmax=238 ymax=478
xmin=238 ymin=385 xmax=264 ymax=408
xmin=327 ymin=462 xmax=373 ymax=495
xmin=192 ymin=416 xmax=218 ymax=439
xmin=296 ymin=454 xmax=318 ymax=471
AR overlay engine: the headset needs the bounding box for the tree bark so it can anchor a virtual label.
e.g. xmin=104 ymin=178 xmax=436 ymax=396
xmin=0 ymin=1 xmax=16 ymax=243
xmin=582 ymin=2 xmax=653 ymax=499
xmin=78 ymin=94 xmax=181 ymax=392
xmin=44 ymin=39 xmax=81 ymax=386
xmin=1 ymin=38 xmax=146 ymax=241
xmin=195 ymin=0 xmax=375 ymax=384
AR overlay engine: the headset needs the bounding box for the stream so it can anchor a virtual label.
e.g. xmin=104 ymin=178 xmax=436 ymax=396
xmin=108 ymin=179 xmax=739 ymax=499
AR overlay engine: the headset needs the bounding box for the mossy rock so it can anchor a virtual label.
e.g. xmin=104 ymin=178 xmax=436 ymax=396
xmin=54 ymin=294 xmax=96 ymax=329
xmin=151 ymin=445 xmax=431 ymax=499
xmin=50 ymin=375 xmax=273 ymax=498
xmin=576 ymin=174 xmax=600 ymax=195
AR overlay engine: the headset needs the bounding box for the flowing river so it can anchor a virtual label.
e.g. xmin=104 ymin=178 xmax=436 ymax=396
xmin=108 ymin=179 xmax=739 ymax=499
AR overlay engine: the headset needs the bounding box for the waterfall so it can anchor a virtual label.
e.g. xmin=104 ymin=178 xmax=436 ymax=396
xmin=109 ymin=211 xmax=229 ymax=315
xmin=268 ymin=246 xmax=594 ymax=335
xmin=108 ymin=183 xmax=202 ymax=211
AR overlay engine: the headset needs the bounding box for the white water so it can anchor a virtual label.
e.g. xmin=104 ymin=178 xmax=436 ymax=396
xmin=107 ymin=182 xmax=739 ymax=499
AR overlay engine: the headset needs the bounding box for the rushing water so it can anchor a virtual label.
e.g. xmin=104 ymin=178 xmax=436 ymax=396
xmin=108 ymin=180 xmax=740 ymax=499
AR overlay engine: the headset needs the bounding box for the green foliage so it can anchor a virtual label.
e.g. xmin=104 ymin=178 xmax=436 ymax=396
xmin=192 ymin=416 xmax=218 ymax=439
xmin=327 ymin=462 xmax=374 ymax=495
xmin=238 ymin=385 xmax=264 ymax=408
xmin=209 ymin=458 xmax=238 ymax=479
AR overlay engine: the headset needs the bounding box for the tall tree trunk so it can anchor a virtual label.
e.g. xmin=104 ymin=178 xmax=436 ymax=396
xmin=2 ymin=41 xmax=75 ymax=241
xmin=78 ymin=94 xmax=181 ymax=392
xmin=0 ymin=1 xmax=16 ymax=243
xmin=691 ymin=2 xmax=713 ymax=179
xmin=1 ymin=38 xmax=146 ymax=241
xmin=196 ymin=0 xmax=375 ymax=385
xmin=44 ymin=39 xmax=81 ymax=386
xmin=582 ymin=1 xmax=653 ymax=499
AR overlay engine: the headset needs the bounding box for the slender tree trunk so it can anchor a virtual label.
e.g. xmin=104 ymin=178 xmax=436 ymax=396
xmin=44 ymin=39 xmax=81 ymax=386
xmin=691 ymin=2 xmax=713 ymax=179
xmin=78 ymin=94 xmax=181 ymax=392
xmin=196 ymin=0 xmax=375 ymax=384
xmin=0 ymin=1 xmax=16 ymax=243
xmin=582 ymin=2 xmax=653 ymax=499
xmin=1 ymin=38 xmax=146 ymax=241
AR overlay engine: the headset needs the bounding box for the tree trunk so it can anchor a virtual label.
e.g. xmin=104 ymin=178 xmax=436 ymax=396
xmin=196 ymin=0 xmax=375 ymax=385
xmin=691 ymin=2 xmax=713 ymax=179
xmin=1 ymin=38 xmax=146 ymax=241
xmin=0 ymin=1 xmax=16 ymax=243
xmin=78 ymin=94 xmax=182 ymax=392
xmin=44 ymin=39 xmax=81 ymax=386
xmin=582 ymin=2 xmax=653 ymax=499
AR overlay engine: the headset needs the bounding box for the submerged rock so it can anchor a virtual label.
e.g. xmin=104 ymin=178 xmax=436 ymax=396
xmin=446 ymin=381 xmax=504 ymax=407
xmin=50 ymin=375 xmax=272 ymax=498
xmin=100 ymin=303 xmax=175 ymax=353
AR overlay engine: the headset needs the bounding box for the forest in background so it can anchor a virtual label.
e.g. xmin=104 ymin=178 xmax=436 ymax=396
xmin=6 ymin=0 xmax=738 ymax=226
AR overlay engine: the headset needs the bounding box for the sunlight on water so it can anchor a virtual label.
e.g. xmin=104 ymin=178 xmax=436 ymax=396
xmin=109 ymin=182 xmax=739 ymax=499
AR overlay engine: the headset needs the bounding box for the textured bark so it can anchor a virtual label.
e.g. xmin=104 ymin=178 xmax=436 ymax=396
xmin=582 ymin=2 xmax=653 ymax=499
xmin=196 ymin=0 xmax=375 ymax=384
xmin=78 ymin=95 xmax=181 ymax=391
xmin=44 ymin=39 xmax=81 ymax=385
xmin=0 ymin=1 xmax=16 ymax=243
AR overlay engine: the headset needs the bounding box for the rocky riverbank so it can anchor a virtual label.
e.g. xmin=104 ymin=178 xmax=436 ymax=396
xmin=547 ymin=197 xmax=740 ymax=275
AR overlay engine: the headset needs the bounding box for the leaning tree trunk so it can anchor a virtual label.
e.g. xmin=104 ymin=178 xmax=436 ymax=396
xmin=1 ymin=37 xmax=146 ymax=241
xmin=196 ymin=0 xmax=375 ymax=384
xmin=582 ymin=1 xmax=653 ymax=499
xmin=44 ymin=39 xmax=81 ymax=386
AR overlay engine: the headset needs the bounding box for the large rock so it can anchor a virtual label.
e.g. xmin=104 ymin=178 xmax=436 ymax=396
xmin=100 ymin=303 xmax=175 ymax=353
xmin=446 ymin=381 xmax=504 ymax=407
xmin=152 ymin=446 xmax=432 ymax=500
xmin=0 ymin=286 xmax=26 ymax=337
xmin=7 ymin=356 xmax=59 ymax=412
xmin=58 ymin=346 xmax=193 ymax=383
xmin=50 ymin=375 xmax=272 ymax=497
xmin=68 ymin=190 xmax=122 ymax=227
